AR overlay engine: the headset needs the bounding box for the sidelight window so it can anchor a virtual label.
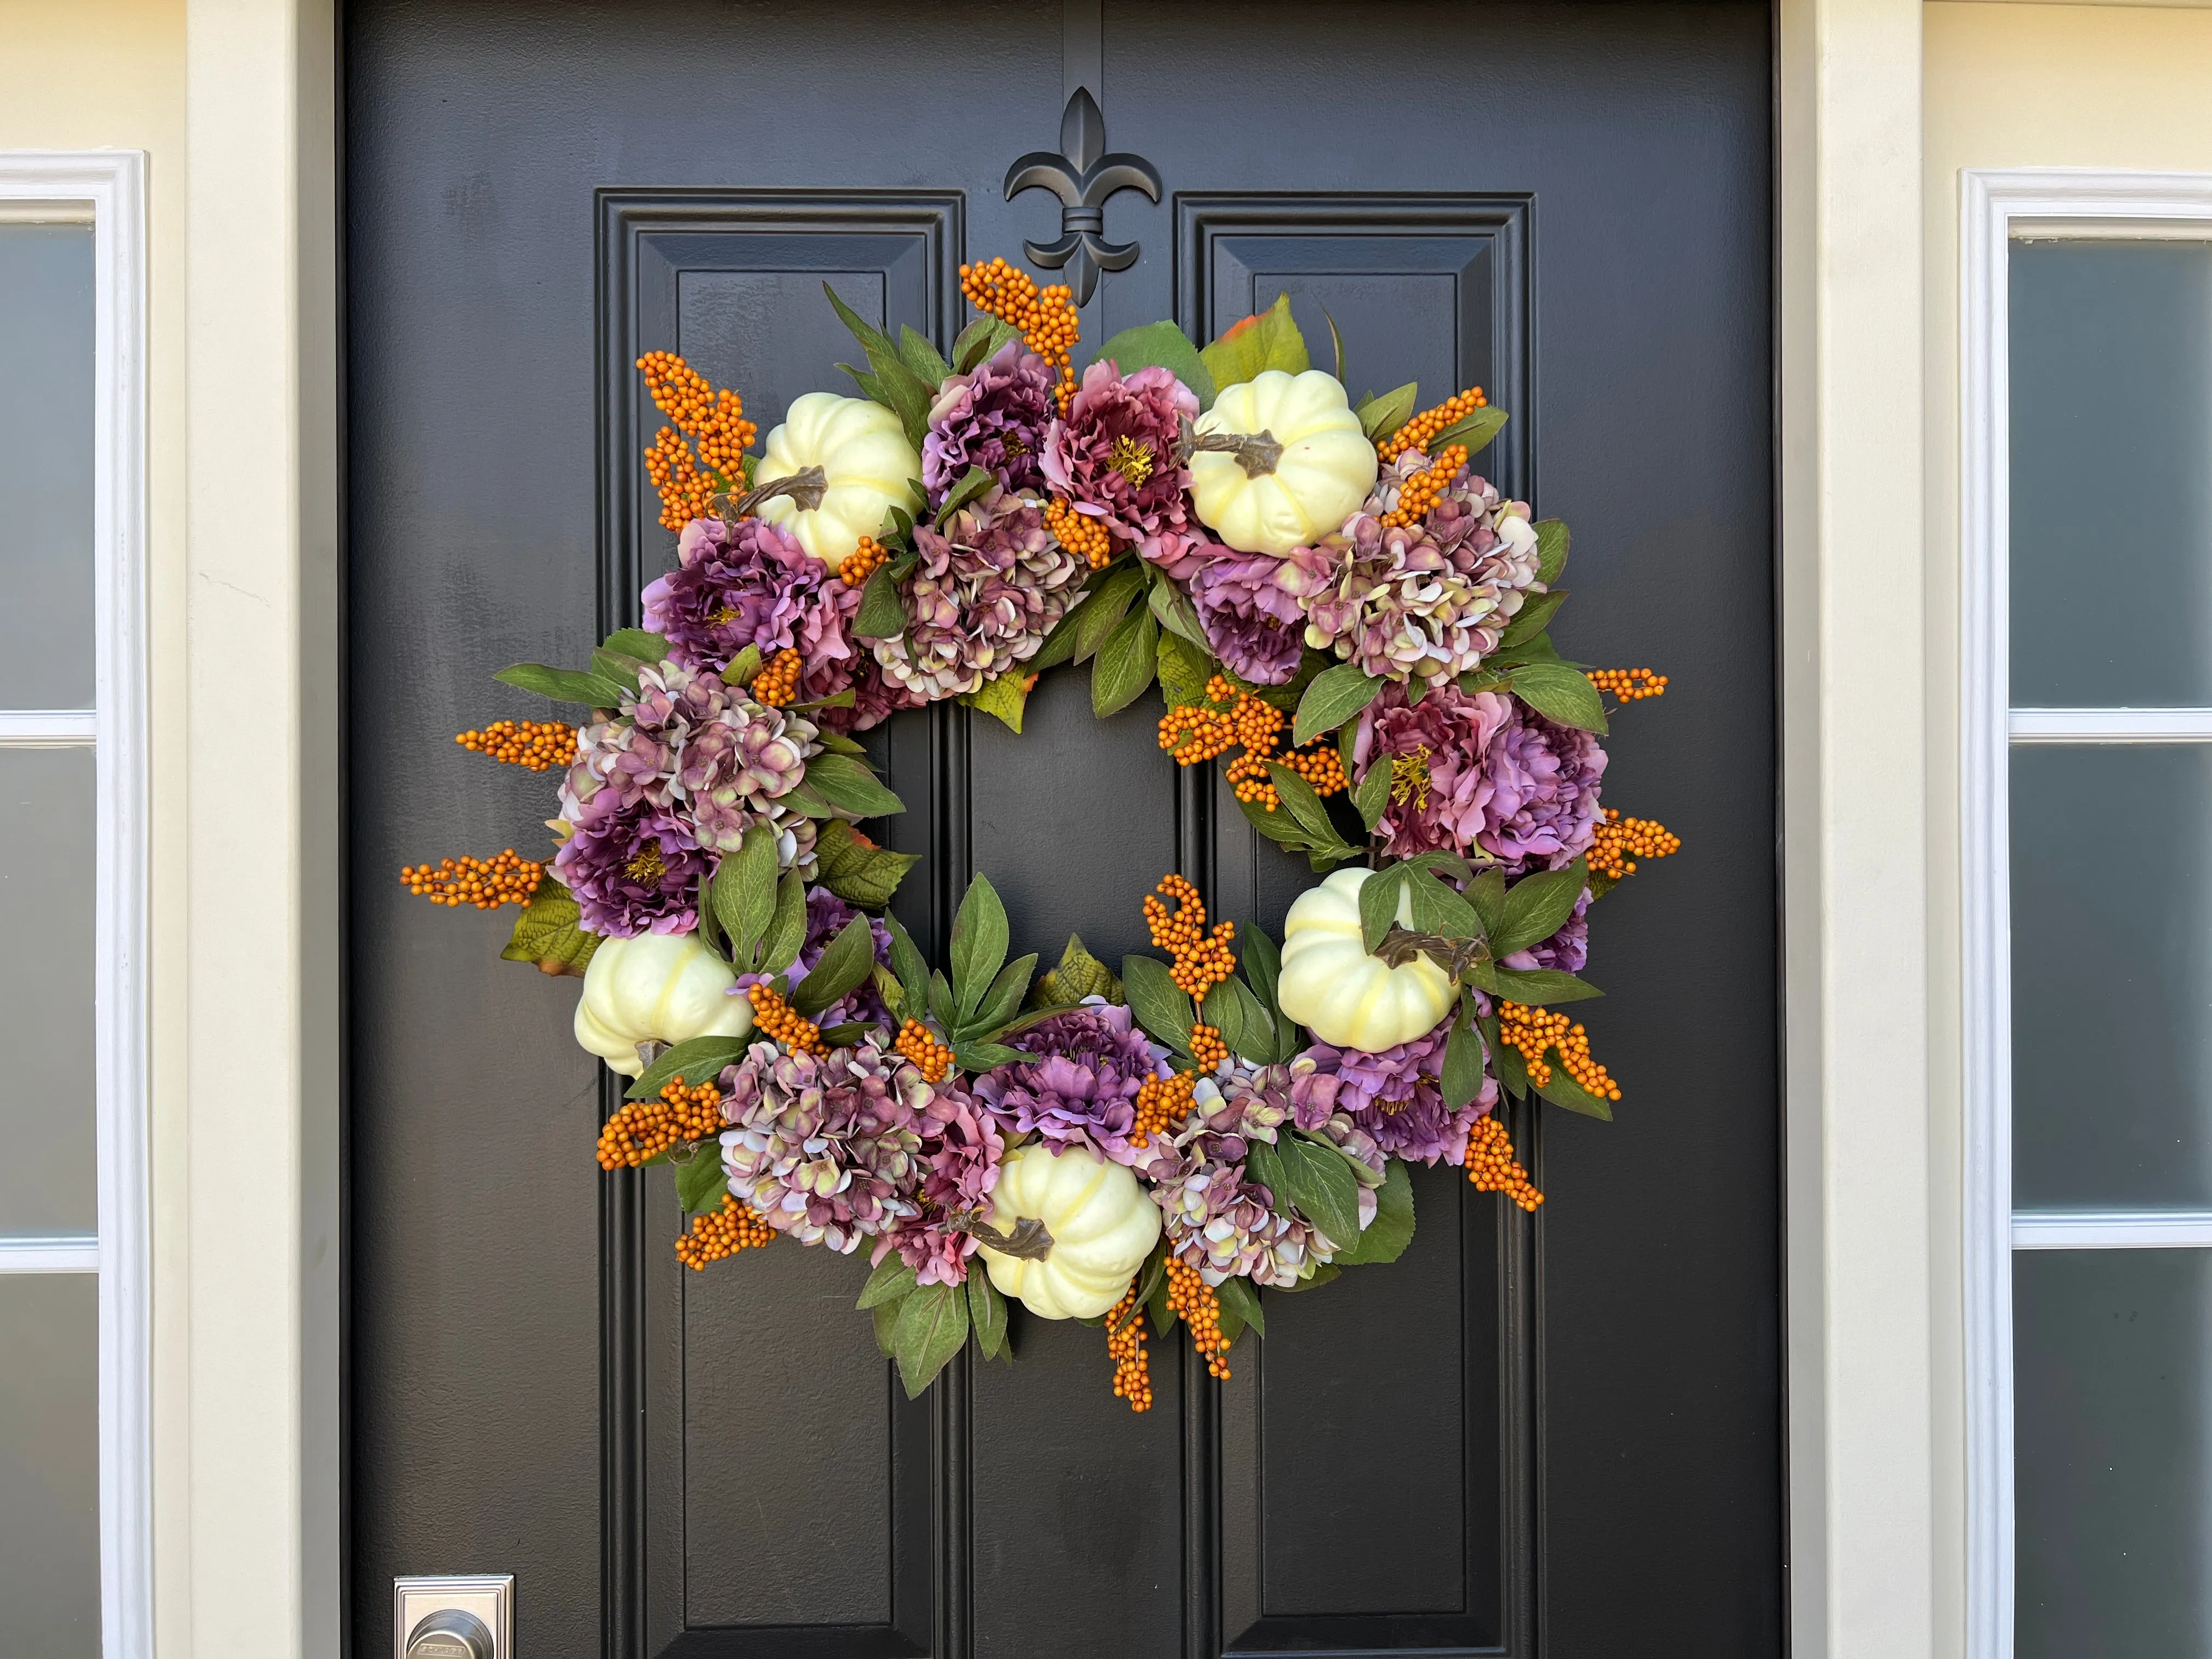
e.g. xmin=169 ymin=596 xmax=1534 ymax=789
xmin=1965 ymin=172 xmax=2212 ymax=1659
xmin=0 ymin=155 xmax=147 ymax=1659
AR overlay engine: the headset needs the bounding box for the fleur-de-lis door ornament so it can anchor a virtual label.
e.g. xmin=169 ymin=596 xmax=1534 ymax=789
xmin=1003 ymin=87 xmax=1162 ymax=306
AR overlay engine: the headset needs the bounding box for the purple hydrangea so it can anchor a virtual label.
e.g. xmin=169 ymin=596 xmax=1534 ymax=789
xmin=882 ymin=1085 xmax=1006 ymax=1286
xmin=1350 ymin=680 xmax=1514 ymax=859
xmin=1186 ymin=544 xmax=1308 ymax=685
xmin=642 ymin=516 xmax=865 ymax=704
xmin=1476 ymin=702 xmax=1607 ymax=872
xmin=672 ymin=695 xmax=816 ymax=855
xmin=972 ymin=1001 xmax=1160 ymax=1165
xmin=1502 ymin=887 xmax=1590 ymax=973
xmin=921 ymin=342 xmax=1056 ymax=503
xmin=1041 ymin=360 xmax=1201 ymax=563
xmin=554 ymin=791 xmax=715 ymax=938
xmin=1300 ymin=1022 xmax=1496 ymax=1167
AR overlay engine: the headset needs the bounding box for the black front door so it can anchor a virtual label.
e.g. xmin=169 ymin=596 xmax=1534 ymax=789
xmin=346 ymin=4 xmax=1779 ymax=1655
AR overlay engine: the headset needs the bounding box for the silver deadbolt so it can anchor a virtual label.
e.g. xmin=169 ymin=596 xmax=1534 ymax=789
xmin=406 ymin=1608 xmax=492 ymax=1659
xmin=393 ymin=1575 xmax=511 ymax=1659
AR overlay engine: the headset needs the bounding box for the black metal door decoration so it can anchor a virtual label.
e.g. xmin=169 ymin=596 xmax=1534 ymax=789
xmin=1003 ymin=88 xmax=1160 ymax=305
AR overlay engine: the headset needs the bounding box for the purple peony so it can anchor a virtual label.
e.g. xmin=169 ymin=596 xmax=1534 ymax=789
xmin=1502 ymin=887 xmax=1590 ymax=973
xmin=1186 ymin=544 xmax=1308 ymax=685
xmin=643 ymin=516 xmax=865 ymax=704
xmin=555 ymin=791 xmax=714 ymax=938
xmin=1476 ymin=702 xmax=1607 ymax=872
xmin=817 ymin=652 xmax=929 ymax=736
xmin=1041 ymin=360 xmax=1201 ymax=563
xmin=1351 ymin=680 xmax=1514 ymax=859
xmin=1301 ymin=1022 xmax=1496 ymax=1167
xmin=883 ymin=1085 xmax=1006 ymax=1286
xmin=972 ymin=1001 xmax=1160 ymax=1165
xmin=922 ymin=342 xmax=1056 ymax=503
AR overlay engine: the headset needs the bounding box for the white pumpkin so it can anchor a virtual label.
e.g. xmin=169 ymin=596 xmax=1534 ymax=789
xmin=977 ymin=1143 xmax=1161 ymax=1321
xmin=752 ymin=392 xmax=922 ymax=571
xmin=1189 ymin=369 xmax=1378 ymax=556
xmin=574 ymin=932 xmax=753 ymax=1077
xmin=1277 ymin=867 xmax=1458 ymax=1052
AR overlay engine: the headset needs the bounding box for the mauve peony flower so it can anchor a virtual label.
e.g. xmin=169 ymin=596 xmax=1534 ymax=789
xmin=643 ymin=516 xmax=865 ymax=705
xmin=1041 ymin=360 xmax=1200 ymax=562
xmin=883 ymin=1085 xmax=1006 ymax=1286
xmin=922 ymin=342 xmax=1056 ymax=503
xmin=1352 ymin=680 xmax=1514 ymax=859
xmin=972 ymin=1001 xmax=1160 ymax=1165
xmin=1502 ymin=887 xmax=1591 ymax=973
xmin=1476 ymin=702 xmax=1607 ymax=872
xmin=1301 ymin=1022 xmax=1496 ymax=1167
xmin=1186 ymin=544 xmax=1308 ymax=685
xmin=555 ymin=791 xmax=714 ymax=938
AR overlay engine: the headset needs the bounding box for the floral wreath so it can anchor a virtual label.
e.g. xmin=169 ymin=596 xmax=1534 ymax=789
xmin=403 ymin=258 xmax=1681 ymax=1406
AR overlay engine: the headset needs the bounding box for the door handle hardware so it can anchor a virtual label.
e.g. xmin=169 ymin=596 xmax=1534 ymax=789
xmin=393 ymin=1573 xmax=513 ymax=1659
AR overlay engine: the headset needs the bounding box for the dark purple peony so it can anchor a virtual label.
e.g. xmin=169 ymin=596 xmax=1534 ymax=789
xmin=971 ymin=1001 xmax=1160 ymax=1165
xmin=922 ymin=342 xmax=1056 ymax=503
xmin=555 ymin=791 xmax=714 ymax=938
xmin=1476 ymin=702 xmax=1607 ymax=872
xmin=642 ymin=516 xmax=864 ymax=706
xmin=1351 ymin=680 xmax=1514 ymax=859
xmin=1300 ymin=1022 xmax=1496 ymax=1166
xmin=1041 ymin=360 xmax=1201 ymax=563
xmin=1186 ymin=544 xmax=1308 ymax=685
xmin=1501 ymin=887 xmax=1590 ymax=973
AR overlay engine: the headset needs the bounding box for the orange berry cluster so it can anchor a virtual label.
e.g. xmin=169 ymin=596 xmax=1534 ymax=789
xmin=1106 ymin=1278 xmax=1153 ymax=1412
xmin=747 ymin=983 xmax=828 ymax=1056
xmin=1044 ymin=498 xmax=1114 ymax=569
xmin=455 ymin=719 xmax=577 ymax=773
xmin=1156 ymin=677 xmax=1346 ymax=812
xmin=1378 ymin=386 xmax=1488 ymax=463
xmin=596 ymin=1076 xmax=725 ymax=1170
xmin=675 ymin=1194 xmax=775 ymax=1272
xmin=645 ymin=426 xmax=718 ymax=533
xmin=398 ymin=850 xmax=544 ymax=910
xmin=1465 ymin=1113 xmax=1544 ymax=1212
xmin=895 ymin=1018 xmax=954 ymax=1083
xmin=1188 ymin=1023 xmax=1229 ymax=1072
xmin=751 ymin=650 xmax=803 ymax=707
xmin=637 ymin=350 xmax=757 ymax=478
xmin=1586 ymin=808 xmax=1682 ymax=882
xmin=1587 ymin=667 xmax=1668 ymax=703
xmin=840 ymin=535 xmax=889 ymax=587
xmin=1143 ymin=873 xmax=1238 ymax=1001
xmin=1165 ymin=1259 xmax=1232 ymax=1380
xmin=1132 ymin=1069 xmax=1198 ymax=1148
xmin=1497 ymin=1001 xmax=1622 ymax=1103
xmin=1379 ymin=444 xmax=1468 ymax=529
xmin=959 ymin=256 xmax=1080 ymax=411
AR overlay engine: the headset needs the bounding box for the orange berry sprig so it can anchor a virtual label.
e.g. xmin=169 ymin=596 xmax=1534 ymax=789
xmin=751 ymin=650 xmax=803 ymax=707
xmin=959 ymin=256 xmax=1081 ymax=411
xmin=675 ymin=1194 xmax=775 ymax=1271
xmin=1188 ymin=1024 xmax=1229 ymax=1072
xmin=895 ymin=1018 xmax=954 ymax=1083
xmin=1379 ymin=444 xmax=1469 ymax=529
xmin=1165 ymin=1259 xmax=1232 ymax=1380
xmin=636 ymin=350 xmax=757 ymax=477
xmin=1143 ymin=873 xmax=1238 ymax=1002
xmin=645 ymin=426 xmax=718 ymax=533
xmin=1132 ymin=1070 xmax=1198 ymax=1149
xmin=596 ymin=1076 xmax=725 ymax=1170
xmin=1587 ymin=667 xmax=1668 ymax=704
xmin=455 ymin=719 xmax=577 ymax=773
xmin=398 ymin=850 xmax=544 ymax=910
xmin=1586 ymin=808 xmax=1682 ymax=883
xmin=1377 ymin=387 xmax=1488 ymax=463
xmin=747 ymin=983 xmax=828 ymax=1056
xmin=1496 ymin=1001 xmax=1622 ymax=1103
xmin=841 ymin=535 xmax=889 ymax=587
xmin=1465 ymin=1114 xmax=1544 ymax=1212
xmin=1157 ymin=677 xmax=1347 ymax=812
xmin=1106 ymin=1278 xmax=1153 ymax=1412
xmin=1044 ymin=498 xmax=1114 ymax=569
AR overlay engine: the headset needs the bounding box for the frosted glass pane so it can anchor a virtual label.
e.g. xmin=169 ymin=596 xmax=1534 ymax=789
xmin=2016 ymin=1249 xmax=2212 ymax=1658
xmin=0 ymin=748 xmax=94 ymax=1234
xmin=0 ymin=222 xmax=95 ymax=710
xmin=2011 ymin=240 xmax=2212 ymax=707
xmin=2011 ymin=745 xmax=2212 ymax=1208
xmin=0 ymin=1274 xmax=99 ymax=1658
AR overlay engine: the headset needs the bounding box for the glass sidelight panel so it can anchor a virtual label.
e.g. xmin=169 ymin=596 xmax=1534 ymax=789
xmin=2009 ymin=239 xmax=2212 ymax=709
xmin=0 ymin=1273 xmax=99 ymax=1658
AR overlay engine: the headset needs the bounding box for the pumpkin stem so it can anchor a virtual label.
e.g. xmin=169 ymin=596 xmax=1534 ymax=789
xmin=1178 ymin=415 xmax=1283 ymax=479
xmin=635 ymin=1038 xmax=670 ymax=1070
xmin=952 ymin=1212 xmax=1055 ymax=1260
xmin=731 ymin=464 xmax=829 ymax=517
xmin=1372 ymin=925 xmax=1489 ymax=982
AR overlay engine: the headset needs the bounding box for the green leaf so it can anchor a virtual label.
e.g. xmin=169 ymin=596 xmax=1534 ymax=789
xmin=1267 ymin=762 xmax=1341 ymax=849
xmin=802 ymin=752 xmax=907 ymax=818
xmin=1351 ymin=749 xmax=1391 ymax=831
xmin=1534 ymin=518 xmax=1570 ymax=585
xmin=1236 ymin=790 xmax=1361 ymax=871
xmin=927 ymin=969 xmax=954 ymax=1030
xmin=1199 ymin=291 xmax=1310 ymax=392
xmin=967 ymin=1268 xmax=1009 ymax=1359
xmin=1291 ymin=662 xmax=1383 ymax=746
xmin=1215 ymin=1274 xmax=1266 ymax=1339
xmin=852 ymin=563 xmax=907 ymax=642
xmin=791 ymin=913 xmax=878 ymax=1018
xmin=1537 ymin=1067 xmax=1616 ymax=1121
xmin=934 ymin=464 xmax=998 ymax=527
xmin=673 ymin=1149 xmax=730 ymax=1216
xmin=1224 ymin=978 xmax=1276 ymax=1065
xmin=1147 ymin=568 xmax=1206 ymax=646
xmin=1496 ymin=1032 xmax=1529 ymax=1101
xmin=1276 ymin=1131 xmax=1365 ymax=1248
xmin=1465 ymin=867 xmax=1506 ymax=937
xmin=1441 ymin=1016 xmax=1485 ymax=1110
xmin=791 ymin=687 xmax=856 ymax=714
xmin=1215 ymin=1300 xmax=1246 ymax=1348
xmin=952 ymin=1039 xmax=1025 ymax=1074
xmin=759 ymin=869 xmax=809 ymax=976
xmin=499 ymin=873 xmax=603 ymax=977
xmin=814 ymin=820 xmax=922 ymax=911
xmin=710 ymin=822 xmax=782 ymax=958
xmin=1507 ymin=662 xmax=1609 ymax=736
xmin=1034 ymin=933 xmax=1121 ymax=1008
xmin=1323 ymin=306 xmax=1345 ymax=383
xmin=1403 ymin=865 xmax=1483 ymax=940
xmin=839 ymin=363 xmax=884 ymax=405
xmin=1359 ymin=866 xmax=1409 ymax=953
xmin=1497 ymin=588 xmax=1567 ymax=651
xmin=960 ymin=668 xmax=1034 ymax=733
xmin=817 ymin=1022 xmax=876 ymax=1047
xmin=601 ymin=628 xmax=669 ymax=663
xmin=894 ymin=1280 xmax=969 ymax=1398
xmin=1493 ymin=859 xmax=1589 ymax=957
xmin=1200 ymin=977 xmax=1248 ymax=1062
xmin=1241 ymin=924 xmax=1282 ymax=1019
xmin=1147 ymin=1269 xmax=1177 ymax=1336
xmin=1092 ymin=319 xmax=1216 ymax=408
xmin=1334 ymin=1159 xmax=1415 ymax=1265
xmin=824 ymin=284 xmax=934 ymax=448
xmin=898 ymin=324 xmax=952 ymax=388
xmin=950 ymin=872 xmax=1011 ymax=1023
xmin=625 ymin=1035 xmax=752 ymax=1101
xmin=952 ymin=315 xmax=1022 ymax=374
xmin=1120 ymin=953 xmax=1196 ymax=1054
xmin=971 ymin=953 xmax=1039 ymax=1037
xmin=1424 ymin=404 xmax=1509 ymax=458
xmin=1090 ymin=601 xmax=1159 ymax=718
xmin=884 ymin=912 xmax=929 ymax=1015
xmin=872 ymin=1297 xmax=902 ymax=1358
xmin=1353 ymin=381 xmax=1418 ymax=444
xmin=494 ymin=662 xmax=627 ymax=708
xmin=857 ymin=1255 xmax=919 ymax=1311
xmin=591 ymin=647 xmax=646 ymax=692
xmin=1489 ymin=964 xmax=1603 ymax=1005
xmin=723 ymin=643 xmax=764 ymax=688
xmin=1155 ymin=625 xmax=1214 ymax=711
xmin=1070 ymin=561 xmax=1149 ymax=663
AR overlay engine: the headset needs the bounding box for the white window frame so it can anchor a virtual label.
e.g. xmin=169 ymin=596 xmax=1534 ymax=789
xmin=1962 ymin=166 xmax=2212 ymax=1659
xmin=0 ymin=151 xmax=149 ymax=1659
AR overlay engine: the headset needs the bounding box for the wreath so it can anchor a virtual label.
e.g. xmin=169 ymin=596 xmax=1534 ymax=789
xmin=403 ymin=258 xmax=1681 ymax=1404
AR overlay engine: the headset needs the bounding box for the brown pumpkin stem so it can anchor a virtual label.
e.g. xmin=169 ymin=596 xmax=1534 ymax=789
xmin=1372 ymin=925 xmax=1489 ymax=981
xmin=635 ymin=1038 xmax=671 ymax=1070
xmin=730 ymin=464 xmax=828 ymax=517
xmin=951 ymin=1211 xmax=1055 ymax=1260
xmin=1178 ymin=415 xmax=1283 ymax=478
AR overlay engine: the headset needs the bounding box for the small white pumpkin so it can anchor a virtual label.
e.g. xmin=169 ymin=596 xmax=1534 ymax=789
xmin=1189 ymin=369 xmax=1378 ymax=556
xmin=1277 ymin=867 xmax=1457 ymax=1052
xmin=977 ymin=1143 xmax=1161 ymax=1321
xmin=752 ymin=391 xmax=923 ymax=571
xmin=574 ymin=932 xmax=753 ymax=1077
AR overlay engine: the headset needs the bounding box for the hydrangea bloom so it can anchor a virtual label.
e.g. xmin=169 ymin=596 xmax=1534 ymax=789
xmin=1475 ymin=702 xmax=1607 ymax=872
xmin=972 ymin=1001 xmax=1159 ymax=1165
xmin=554 ymin=791 xmax=714 ymax=938
xmin=1350 ymin=680 xmax=1514 ymax=859
xmin=1301 ymin=1022 xmax=1496 ymax=1167
xmin=1186 ymin=545 xmax=1308 ymax=685
xmin=642 ymin=516 xmax=864 ymax=704
xmin=882 ymin=1085 xmax=1006 ymax=1286
xmin=672 ymin=695 xmax=817 ymax=855
xmin=1041 ymin=360 xmax=1201 ymax=564
xmin=922 ymin=342 xmax=1056 ymax=503
xmin=1286 ymin=511 xmax=1511 ymax=686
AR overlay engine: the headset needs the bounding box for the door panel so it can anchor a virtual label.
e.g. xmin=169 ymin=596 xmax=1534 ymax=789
xmin=346 ymin=4 xmax=1776 ymax=1656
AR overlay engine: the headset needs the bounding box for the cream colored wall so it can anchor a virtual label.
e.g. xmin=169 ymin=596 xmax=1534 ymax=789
xmin=0 ymin=3 xmax=191 ymax=1656
xmin=1923 ymin=7 xmax=2212 ymax=1656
